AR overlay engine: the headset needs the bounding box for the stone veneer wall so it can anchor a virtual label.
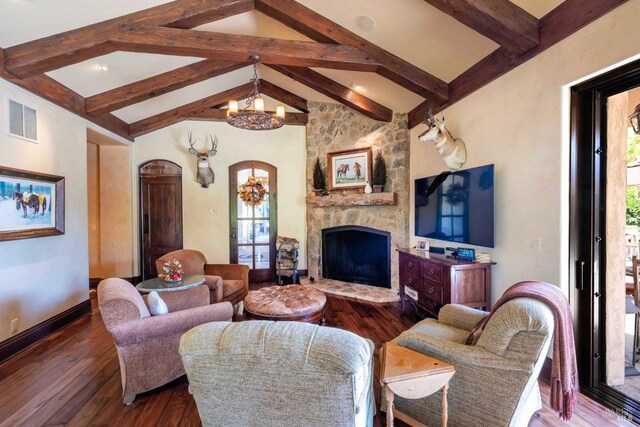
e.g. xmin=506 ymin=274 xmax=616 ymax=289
xmin=306 ymin=101 xmax=410 ymax=290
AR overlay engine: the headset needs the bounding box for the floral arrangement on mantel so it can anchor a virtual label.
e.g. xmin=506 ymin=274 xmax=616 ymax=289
xmin=162 ymin=258 xmax=183 ymax=283
xmin=238 ymin=176 xmax=267 ymax=206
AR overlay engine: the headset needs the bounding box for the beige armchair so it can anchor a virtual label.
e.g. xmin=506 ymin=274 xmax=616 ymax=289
xmin=179 ymin=320 xmax=375 ymax=427
xmin=388 ymin=299 xmax=554 ymax=427
xmin=156 ymin=249 xmax=249 ymax=306
xmin=97 ymin=278 xmax=233 ymax=404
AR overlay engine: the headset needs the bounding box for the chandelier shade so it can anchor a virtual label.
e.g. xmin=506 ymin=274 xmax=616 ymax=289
xmin=227 ymin=55 xmax=285 ymax=131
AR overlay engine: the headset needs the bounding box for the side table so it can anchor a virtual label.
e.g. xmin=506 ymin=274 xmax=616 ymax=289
xmin=380 ymin=342 xmax=455 ymax=427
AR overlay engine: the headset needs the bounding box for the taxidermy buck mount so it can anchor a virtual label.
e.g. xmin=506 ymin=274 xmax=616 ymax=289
xmin=418 ymin=110 xmax=467 ymax=170
xmin=187 ymin=132 xmax=217 ymax=188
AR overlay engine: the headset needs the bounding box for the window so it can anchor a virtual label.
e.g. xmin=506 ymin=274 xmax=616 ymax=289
xmin=9 ymin=99 xmax=37 ymax=141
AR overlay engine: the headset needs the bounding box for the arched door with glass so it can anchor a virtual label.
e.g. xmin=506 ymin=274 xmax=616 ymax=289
xmin=229 ymin=161 xmax=277 ymax=281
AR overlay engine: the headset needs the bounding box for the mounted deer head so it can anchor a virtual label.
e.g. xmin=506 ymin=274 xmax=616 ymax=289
xmin=418 ymin=110 xmax=467 ymax=170
xmin=187 ymin=132 xmax=218 ymax=188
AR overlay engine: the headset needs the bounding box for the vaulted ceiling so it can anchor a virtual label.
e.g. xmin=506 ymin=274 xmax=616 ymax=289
xmin=0 ymin=0 xmax=628 ymax=141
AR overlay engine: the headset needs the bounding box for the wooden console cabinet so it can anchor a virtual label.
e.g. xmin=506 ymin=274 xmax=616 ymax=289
xmin=398 ymin=248 xmax=494 ymax=318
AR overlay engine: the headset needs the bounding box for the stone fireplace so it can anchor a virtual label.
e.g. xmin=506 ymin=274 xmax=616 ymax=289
xmin=306 ymin=102 xmax=410 ymax=290
xmin=322 ymin=225 xmax=391 ymax=288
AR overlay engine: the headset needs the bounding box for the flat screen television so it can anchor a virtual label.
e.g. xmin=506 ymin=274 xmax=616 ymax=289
xmin=415 ymin=164 xmax=494 ymax=248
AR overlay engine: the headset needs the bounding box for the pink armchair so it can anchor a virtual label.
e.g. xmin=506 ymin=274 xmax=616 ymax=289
xmin=97 ymin=278 xmax=233 ymax=404
xmin=156 ymin=249 xmax=249 ymax=306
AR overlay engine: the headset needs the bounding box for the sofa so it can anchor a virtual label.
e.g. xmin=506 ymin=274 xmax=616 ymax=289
xmin=387 ymin=300 xmax=554 ymax=427
xmin=179 ymin=320 xmax=375 ymax=426
xmin=97 ymin=277 xmax=233 ymax=404
xmin=155 ymin=249 xmax=249 ymax=307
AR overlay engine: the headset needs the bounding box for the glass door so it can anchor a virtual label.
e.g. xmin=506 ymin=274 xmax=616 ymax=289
xmin=229 ymin=161 xmax=277 ymax=282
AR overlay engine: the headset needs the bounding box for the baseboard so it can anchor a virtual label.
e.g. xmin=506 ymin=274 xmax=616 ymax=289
xmin=540 ymin=356 xmax=552 ymax=382
xmin=0 ymin=299 xmax=91 ymax=364
xmin=89 ymin=276 xmax=142 ymax=288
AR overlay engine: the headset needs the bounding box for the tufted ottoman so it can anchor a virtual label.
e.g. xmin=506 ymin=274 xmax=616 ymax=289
xmin=243 ymin=285 xmax=327 ymax=324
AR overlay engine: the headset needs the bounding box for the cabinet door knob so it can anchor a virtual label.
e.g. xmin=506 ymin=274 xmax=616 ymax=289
xmin=428 ymin=287 xmax=434 ymax=294
xmin=408 ymin=262 xmax=413 ymax=267
xmin=408 ymin=277 xmax=413 ymax=283
xmin=429 ymin=269 xmax=434 ymax=275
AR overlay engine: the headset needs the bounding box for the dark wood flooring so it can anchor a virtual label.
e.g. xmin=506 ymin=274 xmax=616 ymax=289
xmin=0 ymin=282 xmax=635 ymax=426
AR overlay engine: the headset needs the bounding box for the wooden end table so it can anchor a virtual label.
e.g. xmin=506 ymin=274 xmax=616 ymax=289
xmin=380 ymin=342 xmax=455 ymax=427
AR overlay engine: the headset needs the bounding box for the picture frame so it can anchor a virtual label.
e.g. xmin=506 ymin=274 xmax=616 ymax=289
xmin=417 ymin=240 xmax=429 ymax=251
xmin=327 ymin=147 xmax=373 ymax=191
xmin=0 ymin=166 xmax=65 ymax=242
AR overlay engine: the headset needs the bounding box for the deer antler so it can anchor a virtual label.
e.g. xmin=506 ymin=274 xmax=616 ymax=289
xmin=187 ymin=131 xmax=199 ymax=156
xmin=207 ymin=134 xmax=218 ymax=157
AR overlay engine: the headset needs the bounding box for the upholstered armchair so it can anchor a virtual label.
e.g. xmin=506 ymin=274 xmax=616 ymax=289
xmin=97 ymin=278 xmax=233 ymax=405
xmin=179 ymin=321 xmax=375 ymax=427
xmin=387 ymin=300 xmax=554 ymax=427
xmin=155 ymin=249 xmax=249 ymax=307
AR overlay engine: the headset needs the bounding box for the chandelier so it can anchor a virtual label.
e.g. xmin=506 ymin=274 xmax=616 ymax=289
xmin=227 ymin=55 xmax=285 ymax=131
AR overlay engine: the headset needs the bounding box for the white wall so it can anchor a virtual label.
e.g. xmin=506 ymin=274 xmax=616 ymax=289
xmin=410 ymin=0 xmax=640 ymax=302
xmin=132 ymin=121 xmax=307 ymax=274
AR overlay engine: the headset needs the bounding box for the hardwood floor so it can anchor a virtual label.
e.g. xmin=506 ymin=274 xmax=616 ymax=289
xmin=0 ymin=282 xmax=635 ymax=426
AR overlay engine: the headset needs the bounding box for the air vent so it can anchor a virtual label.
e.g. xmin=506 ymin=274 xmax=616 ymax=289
xmin=8 ymin=99 xmax=37 ymax=141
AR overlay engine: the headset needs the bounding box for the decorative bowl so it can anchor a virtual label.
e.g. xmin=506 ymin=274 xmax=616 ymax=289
xmin=164 ymin=277 xmax=182 ymax=284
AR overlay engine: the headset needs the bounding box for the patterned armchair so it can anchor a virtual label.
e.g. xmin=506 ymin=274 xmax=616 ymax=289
xmin=179 ymin=321 xmax=375 ymax=427
xmin=388 ymin=299 xmax=554 ymax=427
xmin=156 ymin=249 xmax=249 ymax=307
xmin=97 ymin=278 xmax=233 ymax=404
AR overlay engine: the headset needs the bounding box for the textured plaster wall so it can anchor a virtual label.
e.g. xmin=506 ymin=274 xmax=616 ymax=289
xmin=410 ymin=0 xmax=640 ymax=304
xmin=131 ymin=121 xmax=307 ymax=274
xmin=605 ymin=92 xmax=627 ymax=386
xmin=0 ymin=78 xmax=128 ymax=342
xmin=306 ymin=102 xmax=410 ymax=289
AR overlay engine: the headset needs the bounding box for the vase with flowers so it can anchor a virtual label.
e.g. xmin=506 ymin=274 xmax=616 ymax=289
xmin=162 ymin=258 xmax=183 ymax=284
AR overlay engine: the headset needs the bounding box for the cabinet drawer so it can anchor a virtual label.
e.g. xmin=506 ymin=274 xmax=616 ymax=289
xmin=401 ymin=254 xmax=421 ymax=275
xmin=400 ymin=270 xmax=420 ymax=290
xmin=422 ymin=281 xmax=443 ymax=303
xmin=422 ymin=260 xmax=444 ymax=285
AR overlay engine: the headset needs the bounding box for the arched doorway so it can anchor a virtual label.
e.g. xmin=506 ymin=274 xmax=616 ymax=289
xmin=229 ymin=161 xmax=277 ymax=282
xmin=139 ymin=160 xmax=183 ymax=280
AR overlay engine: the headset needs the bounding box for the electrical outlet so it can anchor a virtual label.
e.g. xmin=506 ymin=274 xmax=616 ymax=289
xmin=10 ymin=318 xmax=18 ymax=336
xmin=532 ymin=237 xmax=543 ymax=252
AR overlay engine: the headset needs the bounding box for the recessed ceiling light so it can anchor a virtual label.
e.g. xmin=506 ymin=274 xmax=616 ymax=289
xmin=355 ymin=15 xmax=376 ymax=32
xmin=97 ymin=64 xmax=110 ymax=72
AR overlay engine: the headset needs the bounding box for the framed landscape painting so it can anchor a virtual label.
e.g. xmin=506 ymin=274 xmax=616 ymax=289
xmin=327 ymin=147 xmax=373 ymax=191
xmin=0 ymin=166 xmax=65 ymax=241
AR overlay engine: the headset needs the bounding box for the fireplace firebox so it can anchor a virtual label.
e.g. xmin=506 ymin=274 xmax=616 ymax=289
xmin=321 ymin=225 xmax=391 ymax=288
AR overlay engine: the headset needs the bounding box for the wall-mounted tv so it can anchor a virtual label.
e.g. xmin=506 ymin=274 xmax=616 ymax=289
xmin=415 ymin=164 xmax=494 ymax=248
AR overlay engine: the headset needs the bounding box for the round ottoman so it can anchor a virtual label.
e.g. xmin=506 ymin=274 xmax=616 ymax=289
xmin=243 ymin=285 xmax=327 ymax=324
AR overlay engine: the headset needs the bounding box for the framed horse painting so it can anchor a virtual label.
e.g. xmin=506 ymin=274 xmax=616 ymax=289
xmin=327 ymin=147 xmax=373 ymax=191
xmin=0 ymin=166 xmax=65 ymax=241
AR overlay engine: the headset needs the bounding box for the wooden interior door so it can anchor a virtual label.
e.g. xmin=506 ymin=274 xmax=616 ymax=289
xmin=229 ymin=161 xmax=277 ymax=282
xmin=139 ymin=160 xmax=183 ymax=280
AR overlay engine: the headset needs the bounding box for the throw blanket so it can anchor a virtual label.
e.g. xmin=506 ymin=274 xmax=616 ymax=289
xmin=466 ymin=281 xmax=578 ymax=421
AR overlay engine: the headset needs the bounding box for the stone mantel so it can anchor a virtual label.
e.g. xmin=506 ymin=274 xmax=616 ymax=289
xmin=307 ymin=192 xmax=397 ymax=207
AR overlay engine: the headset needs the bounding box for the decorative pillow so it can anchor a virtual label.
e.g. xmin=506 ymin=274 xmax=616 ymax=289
xmin=147 ymin=291 xmax=169 ymax=316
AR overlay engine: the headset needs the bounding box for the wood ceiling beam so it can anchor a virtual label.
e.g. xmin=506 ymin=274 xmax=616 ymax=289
xmin=188 ymin=108 xmax=308 ymax=125
xmin=255 ymin=0 xmax=448 ymax=102
xmin=130 ymin=83 xmax=254 ymax=137
xmin=110 ymin=26 xmax=379 ymax=71
xmin=85 ymin=60 xmax=247 ymax=116
xmin=422 ymin=0 xmax=539 ymax=54
xmin=267 ymin=64 xmax=393 ymax=122
xmin=258 ymin=80 xmax=308 ymax=112
xmin=0 ymin=48 xmax=132 ymax=141
xmin=2 ymin=0 xmax=254 ymax=78
xmin=408 ymin=0 xmax=629 ymax=128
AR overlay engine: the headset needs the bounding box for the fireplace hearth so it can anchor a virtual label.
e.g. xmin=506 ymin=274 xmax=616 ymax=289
xmin=322 ymin=225 xmax=391 ymax=288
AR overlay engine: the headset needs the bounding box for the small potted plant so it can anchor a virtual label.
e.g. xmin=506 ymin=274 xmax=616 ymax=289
xmin=162 ymin=258 xmax=183 ymax=284
xmin=372 ymin=151 xmax=387 ymax=193
xmin=312 ymin=157 xmax=326 ymax=196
